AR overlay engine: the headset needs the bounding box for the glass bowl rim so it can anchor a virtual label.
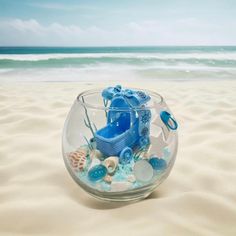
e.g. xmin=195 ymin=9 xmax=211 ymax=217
xmin=77 ymin=87 xmax=164 ymax=111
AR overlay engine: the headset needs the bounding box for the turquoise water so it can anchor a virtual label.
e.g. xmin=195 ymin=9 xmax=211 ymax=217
xmin=1 ymin=46 xmax=236 ymax=54
xmin=0 ymin=46 xmax=235 ymax=81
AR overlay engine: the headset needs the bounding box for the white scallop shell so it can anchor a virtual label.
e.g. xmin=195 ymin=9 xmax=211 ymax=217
xmin=103 ymin=156 xmax=119 ymax=175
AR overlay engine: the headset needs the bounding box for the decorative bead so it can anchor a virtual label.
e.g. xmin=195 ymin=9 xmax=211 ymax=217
xmin=88 ymin=164 xmax=107 ymax=182
xmin=149 ymin=157 xmax=167 ymax=170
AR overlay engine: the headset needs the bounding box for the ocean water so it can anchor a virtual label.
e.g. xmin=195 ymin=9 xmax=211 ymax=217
xmin=0 ymin=46 xmax=235 ymax=82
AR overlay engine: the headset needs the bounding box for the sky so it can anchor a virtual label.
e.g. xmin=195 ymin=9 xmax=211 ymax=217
xmin=0 ymin=0 xmax=235 ymax=46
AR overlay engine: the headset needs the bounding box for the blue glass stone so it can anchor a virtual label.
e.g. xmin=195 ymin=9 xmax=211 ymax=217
xmin=88 ymin=164 xmax=107 ymax=182
xmin=149 ymin=157 xmax=167 ymax=170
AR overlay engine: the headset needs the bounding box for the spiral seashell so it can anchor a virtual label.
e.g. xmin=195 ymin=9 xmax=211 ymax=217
xmin=68 ymin=150 xmax=87 ymax=171
xmin=103 ymin=156 xmax=119 ymax=175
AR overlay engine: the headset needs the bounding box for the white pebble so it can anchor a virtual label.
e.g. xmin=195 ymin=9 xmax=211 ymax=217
xmin=134 ymin=160 xmax=153 ymax=183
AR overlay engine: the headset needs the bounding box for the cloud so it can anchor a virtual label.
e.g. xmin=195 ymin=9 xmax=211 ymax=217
xmin=0 ymin=18 xmax=235 ymax=46
xmin=29 ymin=3 xmax=99 ymax=11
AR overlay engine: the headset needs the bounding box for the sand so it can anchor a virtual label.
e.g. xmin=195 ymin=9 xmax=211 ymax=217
xmin=0 ymin=80 xmax=236 ymax=236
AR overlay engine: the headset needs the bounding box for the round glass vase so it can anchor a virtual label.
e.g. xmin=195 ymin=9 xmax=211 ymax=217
xmin=62 ymin=87 xmax=178 ymax=202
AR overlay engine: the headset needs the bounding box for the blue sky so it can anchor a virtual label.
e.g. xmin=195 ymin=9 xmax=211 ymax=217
xmin=0 ymin=0 xmax=235 ymax=46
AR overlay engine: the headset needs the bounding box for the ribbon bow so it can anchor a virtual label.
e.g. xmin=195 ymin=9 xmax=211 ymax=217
xmin=102 ymin=85 xmax=150 ymax=107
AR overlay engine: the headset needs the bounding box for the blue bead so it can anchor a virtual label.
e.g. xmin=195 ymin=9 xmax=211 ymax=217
xmin=88 ymin=164 xmax=107 ymax=182
xmin=149 ymin=157 xmax=167 ymax=170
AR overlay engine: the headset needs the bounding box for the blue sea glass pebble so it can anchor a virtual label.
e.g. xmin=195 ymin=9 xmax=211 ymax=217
xmin=88 ymin=164 xmax=107 ymax=182
xmin=149 ymin=157 xmax=167 ymax=170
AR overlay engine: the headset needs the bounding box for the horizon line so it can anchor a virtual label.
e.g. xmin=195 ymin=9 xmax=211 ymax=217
xmin=0 ymin=45 xmax=236 ymax=48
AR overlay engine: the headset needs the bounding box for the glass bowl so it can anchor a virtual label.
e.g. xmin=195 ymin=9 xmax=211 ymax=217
xmin=62 ymin=85 xmax=178 ymax=202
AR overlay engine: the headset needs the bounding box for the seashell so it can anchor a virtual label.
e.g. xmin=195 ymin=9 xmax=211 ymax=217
xmin=90 ymin=149 xmax=103 ymax=160
xmin=134 ymin=160 xmax=153 ymax=183
xmin=103 ymin=156 xmax=119 ymax=175
xmin=127 ymin=175 xmax=136 ymax=183
xmin=103 ymin=175 xmax=112 ymax=183
xmin=68 ymin=150 xmax=87 ymax=171
xmin=88 ymin=164 xmax=107 ymax=182
xmin=110 ymin=182 xmax=132 ymax=192
xmin=77 ymin=146 xmax=89 ymax=155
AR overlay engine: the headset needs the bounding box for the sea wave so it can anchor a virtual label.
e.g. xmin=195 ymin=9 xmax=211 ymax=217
xmin=1 ymin=52 xmax=236 ymax=61
xmin=0 ymin=49 xmax=236 ymax=81
xmin=0 ymin=53 xmax=236 ymax=69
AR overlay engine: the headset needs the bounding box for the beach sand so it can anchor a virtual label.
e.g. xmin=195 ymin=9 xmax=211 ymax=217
xmin=0 ymin=80 xmax=236 ymax=236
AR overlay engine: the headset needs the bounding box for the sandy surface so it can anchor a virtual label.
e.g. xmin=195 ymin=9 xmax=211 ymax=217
xmin=0 ymin=80 xmax=236 ymax=236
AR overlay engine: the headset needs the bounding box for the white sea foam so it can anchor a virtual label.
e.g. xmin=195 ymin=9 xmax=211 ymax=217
xmin=0 ymin=65 xmax=235 ymax=83
xmin=1 ymin=51 xmax=236 ymax=82
xmin=1 ymin=52 xmax=236 ymax=61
